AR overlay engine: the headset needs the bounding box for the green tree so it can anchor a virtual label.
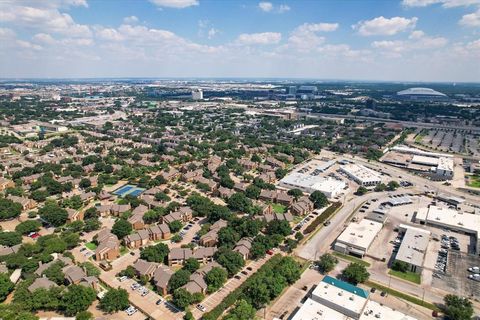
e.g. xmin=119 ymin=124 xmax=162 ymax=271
xmin=342 ymin=263 xmax=370 ymax=285
xmin=39 ymin=201 xmax=68 ymax=227
xmin=227 ymin=193 xmax=252 ymax=213
xmin=0 ymin=198 xmax=22 ymax=220
xmin=205 ymin=267 xmax=227 ymax=293
xmin=43 ymin=261 xmax=65 ymax=285
xmin=287 ymin=188 xmax=303 ymax=201
xmin=218 ymin=227 xmax=241 ymax=249
xmin=140 ymin=243 xmax=169 ymax=263
xmin=111 ymin=219 xmax=132 ymax=239
xmin=374 ymin=183 xmax=387 ymax=192
xmin=168 ymin=269 xmax=191 ymax=292
xmin=169 ymin=220 xmax=183 ymax=233
xmin=79 ymin=262 xmax=101 ymax=276
xmin=76 ymin=311 xmax=93 ymax=320
xmin=309 ymin=191 xmax=329 ymax=209
xmin=99 ymin=288 xmax=130 ymax=313
xmin=0 ymin=273 xmax=14 ymax=302
xmin=387 ymin=181 xmax=400 ymax=191
xmin=79 ymin=178 xmax=91 ymax=189
xmin=355 ymin=186 xmax=368 ymax=196
xmin=184 ymin=311 xmax=194 ymax=320
xmin=0 ymin=304 xmax=38 ymax=320
xmin=316 ymin=253 xmax=338 ymax=273
xmin=265 ymin=220 xmax=291 ymax=236
xmin=223 ymin=299 xmax=256 ymax=320
xmin=245 ymin=185 xmax=261 ymax=200
xmin=61 ymin=285 xmax=96 ymax=316
xmin=391 ymin=260 xmax=409 ymax=273
xmin=215 ymin=248 xmax=245 ymax=277
xmin=443 ymin=294 xmax=473 ymax=320
xmin=0 ymin=231 xmax=22 ymax=246
xmin=183 ymin=257 xmax=200 ymax=273
xmin=172 ymin=288 xmax=192 ymax=309
xmin=142 ymin=210 xmax=160 ymax=224
xmin=14 ymin=220 xmax=41 ymax=235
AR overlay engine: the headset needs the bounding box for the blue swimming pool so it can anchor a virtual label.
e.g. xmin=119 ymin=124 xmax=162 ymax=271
xmin=112 ymin=184 xmax=145 ymax=198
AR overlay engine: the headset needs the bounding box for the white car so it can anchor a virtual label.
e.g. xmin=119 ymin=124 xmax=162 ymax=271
xmin=468 ymin=274 xmax=480 ymax=281
xmin=197 ymin=304 xmax=206 ymax=312
xmin=468 ymin=266 xmax=479 ymax=273
xmin=119 ymin=276 xmax=128 ymax=282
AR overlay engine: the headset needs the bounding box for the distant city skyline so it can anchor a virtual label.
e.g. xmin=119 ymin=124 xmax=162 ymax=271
xmin=0 ymin=0 xmax=479 ymax=81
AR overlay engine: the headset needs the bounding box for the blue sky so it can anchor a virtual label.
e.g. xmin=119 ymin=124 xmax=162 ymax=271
xmin=0 ymin=0 xmax=479 ymax=81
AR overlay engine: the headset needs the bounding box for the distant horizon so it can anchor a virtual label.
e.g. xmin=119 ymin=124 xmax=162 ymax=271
xmin=1 ymin=77 xmax=480 ymax=85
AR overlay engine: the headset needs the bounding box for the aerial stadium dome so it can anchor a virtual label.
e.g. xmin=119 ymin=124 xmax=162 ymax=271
xmin=396 ymin=87 xmax=449 ymax=101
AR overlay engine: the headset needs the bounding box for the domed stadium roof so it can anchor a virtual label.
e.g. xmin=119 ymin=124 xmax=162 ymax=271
xmin=397 ymin=87 xmax=447 ymax=97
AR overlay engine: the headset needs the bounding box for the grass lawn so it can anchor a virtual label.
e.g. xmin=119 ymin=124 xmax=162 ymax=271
xmin=332 ymin=252 xmax=371 ymax=267
xmin=120 ymin=246 xmax=128 ymax=255
xmin=466 ymin=175 xmax=480 ymax=188
xmin=85 ymin=242 xmax=97 ymax=250
xmin=271 ymin=203 xmax=287 ymax=214
xmin=388 ymin=269 xmax=421 ymax=284
xmin=365 ymin=280 xmax=440 ymax=311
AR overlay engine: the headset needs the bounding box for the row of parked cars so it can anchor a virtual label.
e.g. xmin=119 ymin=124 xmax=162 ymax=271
xmin=441 ymin=234 xmax=460 ymax=251
xmin=467 ymin=266 xmax=480 ymax=282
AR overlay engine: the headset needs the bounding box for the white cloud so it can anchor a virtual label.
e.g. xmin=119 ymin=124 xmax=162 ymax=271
xmin=236 ymin=32 xmax=282 ymax=45
xmin=149 ymin=0 xmax=199 ymax=8
xmin=284 ymin=22 xmax=338 ymax=51
xmin=402 ymin=0 xmax=480 ymax=7
xmin=207 ymin=28 xmax=219 ymax=39
xmin=123 ymin=16 xmax=139 ymax=24
xmin=32 ymin=33 xmax=56 ymax=44
xmin=16 ymin=39 xmax=42 ymax=50
xmin=372 ymin=31 xmax=447 ymax=55
xmin=459 ymin=9 xmax=480 ymax=27
xmin=353 ymin=16 xmax=417 ymax=36
xmin=0 ymin=1 xmax=92 ymax=37
xmin=278 ymin=4 xmax=290 ymax=13
xmin=0 ymin=27 xmax=15 ymax=40
xmin=258 ymin=2 xmax=290 ymax=13
xmin=258 ymin=2 xmax=273 ymax=12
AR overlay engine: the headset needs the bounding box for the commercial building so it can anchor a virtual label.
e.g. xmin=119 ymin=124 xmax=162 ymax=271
xmin=415 ymin=206 xmax=480 ymax=254
xmin=396 ymin=87 xmax=449 ymax=102
xmin=395 ymin=224 xmax=431 ymax=273
xmin=291 ymin=276 xmax=416 ymax=320
xmin=339 ymin=164 xmax=382 ymax=188
xmin=278 ymin=159 xmax=345 ymax=198
xmin=191 ymin=88 xmax=203 ymax=100
xmin=334 ymin=219 xmax=383 ymax=257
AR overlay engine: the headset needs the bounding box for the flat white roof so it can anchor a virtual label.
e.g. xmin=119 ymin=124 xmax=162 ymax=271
xmin=290 ymin=298 xmax=348 ymax=320
xmin=336 ymin=219 xmax=384 ymax=251
xmin=411 ymin=155 xmax=438 ymax=166
xmin=396 ymin=225 xmax=430 ymax=267
xmin=340 ymin=164 xmax=382 ymax=184
xmin=361 ymin=300 xmax=417 ymax=320
xmin=416 ymin=206 xmax=480 ymax=235
xmin=312 ymin=281 xmax=367 ymax=315
xmin=437 ymin=157 xmax=453 ymax=172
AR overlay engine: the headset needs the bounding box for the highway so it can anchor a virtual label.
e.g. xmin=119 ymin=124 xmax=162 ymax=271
xmin=302 ymin=112 xmax=480 ymax=134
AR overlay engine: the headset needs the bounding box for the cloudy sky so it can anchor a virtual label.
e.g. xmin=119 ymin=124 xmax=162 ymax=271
xmin=0 ymin=0 xmax=479 ymax=81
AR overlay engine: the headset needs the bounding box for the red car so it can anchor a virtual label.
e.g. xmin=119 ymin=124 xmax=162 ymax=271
xmin=28 ymin=232 xmax=40 ymax=239
xmin=266 ymin=249 xmax=274 ymax=255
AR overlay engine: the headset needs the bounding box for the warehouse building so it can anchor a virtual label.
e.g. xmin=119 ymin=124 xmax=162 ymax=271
xmin=334 ymin=219 xmax=383 ymax=257
xmin=291 ymin=276 xmax=417 ymax=320
xmin=395 ymin=224 xmax=430 ymax=273
xmin=339 ymin=164 xmax=382 ymax=187
xmin=415 ymin=206 xmax=479 ymax=255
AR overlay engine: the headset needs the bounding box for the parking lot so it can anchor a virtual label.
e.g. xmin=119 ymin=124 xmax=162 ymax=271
xmin=191 ymin=252 xmax=275 ymax=319
xmin=432 ymin=251 xmax=480 ymax=298
xmin=97 ymin=250 xmax=182 ymax=320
